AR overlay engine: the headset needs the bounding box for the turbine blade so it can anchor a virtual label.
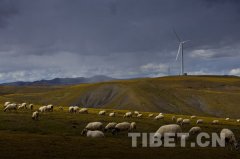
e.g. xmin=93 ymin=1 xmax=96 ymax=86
xmin=176 ymin=44 xmax=181 ymax=61
xmin=173 ymin=29 xmax=181 ymax=42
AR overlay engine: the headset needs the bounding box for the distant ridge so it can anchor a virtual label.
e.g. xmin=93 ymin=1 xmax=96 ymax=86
xmin=0 ymin=75 xmax=116 ymax=86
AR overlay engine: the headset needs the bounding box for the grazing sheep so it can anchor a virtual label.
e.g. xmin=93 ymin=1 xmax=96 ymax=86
xmin=39 ymin=106 xmax=47 ymax=112
xmin=32 ymin=111 xmax=39 ymax=120
xmin=196 ymin=119 xmax=204 ymax=124
xmin=79 ymin=108 xmax=88 ymax=114
xmin=123 ymin=112 xmax=132 ymax=118
xmin=69 ymin=106 xmax=74 ymax=113
xmin=137 ymin=114 xmax=143 ymax=118
xmin=72 ymin=106 xmax=79 ymax=113
xmin=105 ymin=122 xmax=117 ymax=131
xmin=159 ymin=113 xmax=163 ymax=115
xmin=4 ymin=103 xmax=17 ymax=112
xmin=46 ymin=104 xmax=54 ymax=112
xmin=182 ymin=119 xmax=190 ymax=125
xmin=212 ymin=120 xmax=219 ymax=125
xmin=134 ymin=111 xmax=139 ymax=116
xmin=191 ymin=115 xmax=196 ymax=119
xmin=189 ymin=127 xmax=201 ymax=135
xmin=154 ymin=114 xmax=164 ymax=120
xmin=26 ymin=104 xmax=34 ymax=110
xmin=109 ymin=112 xmax=115 ymax=117
xmin=176 ymin=118 xmax=183 ymax=124
xmin=237 ymin=119 xmax=240 ymax=123
xmin=112 ymin=122 xmax=135 ymax=134
xmin=4 ymin=102 xmax=11 ymax=108
xmin=99 ymin=110 xmax=106 ymax=116
xmin=154 ymin=124 xmax=182 ymax=138
xmin=84 ymin=130 xmax=104 ymax=138
xmin=148 ymin=114 xmax=154 ymax=117
xmin=18 ymin=103 xmax=25 ymax=110
xmin=130 ymin=122 xmax=136 ymax=130
xmin=84 ymin=122 xmax=103 ymax=131
xmin=172 ymin=116 xmax=176 ymax=121
xmin=220 ymin=128 xmax=239 ymax=150
xmin=225 ymin=118 xmax=230 ymax=121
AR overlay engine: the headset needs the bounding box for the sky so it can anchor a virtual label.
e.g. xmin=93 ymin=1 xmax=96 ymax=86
xmin=0 ymin=0 xmax=240 ymax=83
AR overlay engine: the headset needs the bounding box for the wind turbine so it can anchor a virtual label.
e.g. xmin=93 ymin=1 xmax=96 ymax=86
xmin=173 ymin=30 xmax=190 ymax=75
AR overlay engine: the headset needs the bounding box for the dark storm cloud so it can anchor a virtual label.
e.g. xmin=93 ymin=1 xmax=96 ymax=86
xmin=0 ymin=0 xmax=240 ymax=82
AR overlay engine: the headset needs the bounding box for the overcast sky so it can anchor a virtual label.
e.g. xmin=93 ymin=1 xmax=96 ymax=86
xmin=0 ymin=0 xmax=240 ymax=83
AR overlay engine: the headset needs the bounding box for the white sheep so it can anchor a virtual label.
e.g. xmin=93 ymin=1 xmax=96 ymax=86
xmin=79 ymin=108 xmax=88 ymax=114
xmin=154 ymin=124 xmax=182 ymax=139
xmin=39 ymin=106 xmax=48 ymax=112
xmin=220 ymin=128 xmax=239 ymax=150
xmin=105 ymin=122 xmax=117 ymax=131
xmin=84 ymin=122 xmax=103 ymax=131
xmin=134 ymin=111 xmax=139 ymax=116
xmin=191 ymin=115 xmax=196 ymax=119
xmin=148 ymin=114 xmax=154 ymax=117
xmin=196 ymin=119 xmax=204 ymax=124
xmin=137 ymin=114 xmax=143 ymax=118
xmin=237 ymin=119 xmax=240 ymax=123
xmin=4 ymin=103 xmax=17 ymax=112
xmin=72 ymin=106 xmax=79 ymax=113
xmin=212 ymin=120 xmax=219 ymax=125
xmin=99 ymin=110 xmax=106 ymax=116
xmin=225 ymin=118 xmax=230 ymax=121
xmin=69 ymin=106 xmax=74 ymax=113
xmin=181 ymin=119 xmax=190 ymax=125
xmin=46 ymin=104 xmax=54 ymax=112
xmin=18 ymin=103 xmax=25 ymax=110
xmin=189 ymin=127 xmax=201 ymax=135
xmin=154 ymin=114 xmax=164 ymax=120
xmin=26 ymin=104 xmax=34 ymax=110
xmin=112 ymin=122 xmax=135 ymax=134
xmin=4 ymin=101 xmax=11 ymax=108
xmin=85 ymin=130 xmax=104 ymax=138
xmin=176 ymin=118 xmax=183 ymax=124
xmin=32 ymin=111 xmax=39 ymax=120
xmin=123 ymin=112 xmax=132 ymax=118
xmin=109 ymin=112 xmax=115 ymax=117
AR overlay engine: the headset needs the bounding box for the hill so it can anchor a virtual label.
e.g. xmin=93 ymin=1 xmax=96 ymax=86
xmin=0 ymin=75 xmax=240 ymax=118
xmin=0 ymin=75 xmax=116 ymax=86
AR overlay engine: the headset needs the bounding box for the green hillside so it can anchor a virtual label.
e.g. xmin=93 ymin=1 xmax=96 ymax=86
xmin=1 ymin=75 xmax=240 ymax=118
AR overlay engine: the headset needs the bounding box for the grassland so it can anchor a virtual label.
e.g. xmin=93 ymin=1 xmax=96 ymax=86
xmin=1 ymin=107 xmax=240 ymax=159
xmin=0 ymin=75 xmax=240 ymax=118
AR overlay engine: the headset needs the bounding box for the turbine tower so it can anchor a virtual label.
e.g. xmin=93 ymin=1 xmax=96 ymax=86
xmin=173 ymin=30 xmax=189 ymax=75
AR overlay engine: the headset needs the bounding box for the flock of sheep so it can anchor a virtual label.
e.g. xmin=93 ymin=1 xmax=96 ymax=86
xmin=2 ymin=101 xmax=239 ymax=150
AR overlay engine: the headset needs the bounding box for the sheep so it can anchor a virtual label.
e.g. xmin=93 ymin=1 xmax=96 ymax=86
xmin=172 ymin=116 xmax=176 ymax=121
xmin=79 ymin=108 xmax=88 ymax=114
xmin=39 ymin=106 xmax=47 ymax=112
xmin=32 ymin=111 xmax=39 ymax=120
xmin=18 ymin=103 xmax=25 ymax=110
xmin=220 ymin=128 xmax=239 ymax=150
xmin=69 ymin=106 xmax=74 ymax=113
xmin=85 ymin=130 xmax=104 ymax=138
xmin=154 ymin=114 xmax=164 ymax=120
xmin=137 ymin=114 xmax=143 ymax=118
xmin=112 ymin=122 xmax=135 ymax=134
xmin=181 ymin=119 xmax=190 ymax=125
xmin=109 ymin=112 xmax=115 ymax=117
xmin=176 ymin=118 xmax=183 ymax=124
xmin=189 ymin=127 xmax=201 ymax=135
xmin=196 ymin=119 xmax=204 ymax=124
xmin=191 ymin=115 xmax=196 ymax=119
xmin=26 ymin=104 xmax=34 ymax=110
xmin=154 ymin=124 xmax=182 ymax=139
xmin=134 ymin=111 xmax=139 ymax=116
xmin=212 ymin=120 xmax=219 ymax=125
xmin=130 ymin=122 xmax=136 ymax=130
xmin=148 ymin=114 xmax=154 ymax=117
xmin=71 ymin=106 xmax=79 ymax=113
xmin=105 ymin=122 xmax=117 ymax=131
xmin=123 ymin=112 xmax=132 ymax=118
xmin=46 ymin=104 xmax=54 ymax=112
xmin=225 ymin=118 xmax=230 ymax=121
xmin=99 ymin=110 xmax=106 ymax=116
xmin=4 ymin=103 xmax=17 ymax=112
xmin=237 ymin=119 xmax=240 ymax=123
xmin=84 ymin=122 xmax=103 ymax=131
xmin=4 ymin=101 xmax=11 ymax=108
